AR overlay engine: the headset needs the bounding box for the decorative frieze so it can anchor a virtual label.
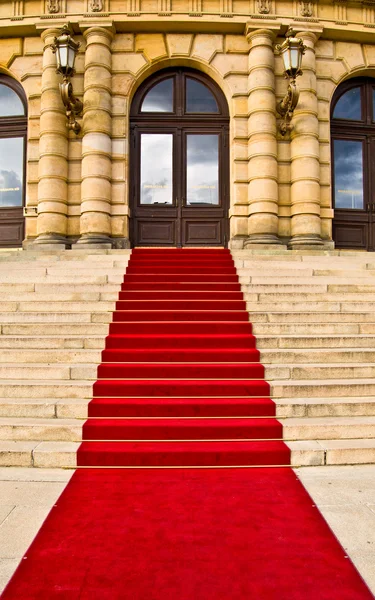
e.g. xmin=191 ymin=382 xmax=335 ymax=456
xmin=89 ymin=0 xmax=103 ymax=11
xmin=335 ymin=0 xmax=348 ymax=24
xmin=300 ymin=1 xmax=313 ymax=17
xmin=256 ymin=0 xmax=271 ymax=14
xmin=47 ymin=0 xmax=60 ymax=13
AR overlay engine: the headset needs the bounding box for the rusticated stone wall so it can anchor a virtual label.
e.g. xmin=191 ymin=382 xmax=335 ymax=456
xmin=0 ymin=1 xmax=375 ymax=248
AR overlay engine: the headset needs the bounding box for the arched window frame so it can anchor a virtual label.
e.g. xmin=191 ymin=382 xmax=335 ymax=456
xmin=130 ymin=68 xmax=229 ymax=121
xmin=0 ymin=75 xmax=28 ymax=213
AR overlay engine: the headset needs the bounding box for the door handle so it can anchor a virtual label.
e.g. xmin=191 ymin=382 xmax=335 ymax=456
xmin=367 ymin=203 xmax=371 ymax=212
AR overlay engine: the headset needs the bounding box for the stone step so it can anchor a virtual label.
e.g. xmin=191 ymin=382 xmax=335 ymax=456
xmin=267 ymin=364 xmax=375 ymax=381
xmin=33 ymin=284 xmax=121 ymax=293
xmin=260 ymin=348 xmax=375 ymax=362
xmin=0 ymin=349 xmax=101 ymax=363
xmin=1 ymin=415 xmax=374 ymax=444
xmin=0 ymin=335 xmax=105 ymax=349
xmin=246 ymin=301 xmax=375 ymax=312
xmin=0 ymin=258 xmax=129 ymax=267
xmin=250 ymin=312 xmax=375 ymax=324
xmin=271 ymin=379 xmax=375 ymax=398
xmin=246 ymin=277 xmax=375 ymax=285
xmin=2 ymin=395 xmax=375 ymax=420
xmin=287 ymin=439 xmax=375 ymax=466
xmin=0 ymin=292 xmax=104 ymax=302
xmin=256 ymin=335 xmax=375 ymax=349
xmin=0 ymin=323 xmax=109 ymax=335
xmin=1 ymin=437 xmax=375 ymax=468
xmin=0 ymin=313 xmax=102 ymax=324
xmin=276 ymin=397 xmax=375 ymax=418
xmin=0 ymin=301 xmax=115 ymax=313
xmin=251 ymin=292 xmax=375 ymax=302
xmin=255 ymin=323 xmax=363 ymax=335
xmin=236 ymin=260 xmax=370 ymax=270
xmin=283 ymin=416 xmax=375 ymax=440
xmin=0 ymin=398 xmax=88 ymax=418
xmin=0 ymin=418 xmax=82 ymax=441
xmin=0 ymin=380 xmax=92 ymax=399
xmin=0 ymin=274 xmax=118 ymax=284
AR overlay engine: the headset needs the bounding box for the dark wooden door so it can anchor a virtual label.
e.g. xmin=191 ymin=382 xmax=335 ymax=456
xmin=0 ymin=76 xmax=27 ymax=248
xmin=130 ymin=69 xmax=229 ymax=247
xmin=332 ymin=78 xmax=375 ymax=250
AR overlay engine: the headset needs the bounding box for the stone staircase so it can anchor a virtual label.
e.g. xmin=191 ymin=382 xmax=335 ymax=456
xmin=0 ymin=249 xmax=130 ymax=467
xmin=1 ymin=247 xmax=375 ymax=467
xmin=234 ymin=249 xmax=375 ymax=466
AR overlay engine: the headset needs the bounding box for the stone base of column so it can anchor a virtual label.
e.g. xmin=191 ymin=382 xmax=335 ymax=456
xmin=75 ymin=234 xmax=113 ymax=249
xmin=244 ymin=234 xmax=284 ymax=248
xmin=32 ymin=234 xmax=69 ymax=250
xmin=288 ymin=234 xmax=324 ymax=250
xmin=112 ymin=237 xmax=131 ymax=249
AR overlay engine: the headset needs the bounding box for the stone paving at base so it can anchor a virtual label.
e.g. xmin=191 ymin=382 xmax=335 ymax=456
xmin=0 ymin=466 xmax=374 ymax=596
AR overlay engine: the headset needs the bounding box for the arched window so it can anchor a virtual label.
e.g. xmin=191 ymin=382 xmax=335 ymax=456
xmin=331 ymin=77 xmax=375 ymax=250
xmin=130 ymin=68 xmax=229 ymax=247
xmin=0 ymin=75 xmax=27 ymax=247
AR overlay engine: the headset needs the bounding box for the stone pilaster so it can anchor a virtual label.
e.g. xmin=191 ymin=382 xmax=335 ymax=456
xmin=289 ymin=31 xmax=323 ymax=249
xmin=244 ymin=28 xmax=281 ymax=247
xmin=77 ymin=26 xmax=114 ymax=247
xmin=35 ymin=28 xmax=69 ymax=247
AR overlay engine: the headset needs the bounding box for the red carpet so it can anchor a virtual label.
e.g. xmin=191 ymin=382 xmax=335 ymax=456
xmin=2 ymin=248 xmax=374 ymax=599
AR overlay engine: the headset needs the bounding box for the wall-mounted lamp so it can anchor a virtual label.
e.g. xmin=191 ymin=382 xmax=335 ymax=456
xmin=275 ymin=29 xmax=307 ymax=136
xmin=51 ymin=27 xmax=82 ymax=135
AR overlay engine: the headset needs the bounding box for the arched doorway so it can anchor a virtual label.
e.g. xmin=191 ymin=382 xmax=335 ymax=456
xmin=331 ymin=77 xmax=375 ymax=250
xmin=130 ymin=68 xmax=229 ymax=247
xmin=0 ymin=75 xmax=27 ymax=247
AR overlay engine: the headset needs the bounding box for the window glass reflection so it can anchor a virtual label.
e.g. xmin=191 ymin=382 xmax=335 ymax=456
xmin=0 ymin=84 xmax=25 ymax=117
xmin=140 ymin=134 xmax=173 ymax=204
xmin=0 ymin=137 xmax=24 ymax=208
xmin=186 ymin=134 xmax=219 ymax=205
xmin=141 ymin=79 xmax=173 ymax=113
xmin=333 ymin=87 xmax=362 ymax=120
xmin=186 ymin=79 xmax=219 ymax=113
xmin=334 ymin=139 xmax=364 ymax=209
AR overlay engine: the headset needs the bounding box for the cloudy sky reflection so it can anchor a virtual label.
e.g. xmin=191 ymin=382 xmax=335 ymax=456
xmin=0 ymin=137 xmax=23 ymax=207
xmin=334 ymin=139 xmax=364 ymax=209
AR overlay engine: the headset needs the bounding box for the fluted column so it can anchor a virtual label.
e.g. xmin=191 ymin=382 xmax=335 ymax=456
xmin=35 ymin=28 xmax=68 ymax=247
xmin=289 ymin=31 xmax=323 ymax=248
xmin=77 ymin=26 xmax=113 ymax=247
xmin=244 ymin=28 xmax=281 ymax=247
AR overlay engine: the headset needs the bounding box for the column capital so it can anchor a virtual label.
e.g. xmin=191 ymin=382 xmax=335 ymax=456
xmin=245 ymin=23 xmax=281 ymax=46
xmin=79 ymin=23 xmax=115 ymax=43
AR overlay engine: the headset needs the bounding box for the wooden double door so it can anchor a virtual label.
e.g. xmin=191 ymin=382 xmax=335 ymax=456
xmin=332 ymin=78 xmax=375 ymax=250
xmin=130 ymin=69 xmax=229 ymax=247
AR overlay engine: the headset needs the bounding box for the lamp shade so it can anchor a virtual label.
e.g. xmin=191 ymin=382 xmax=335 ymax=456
xmin=278 ymin=34 xmax=306 ymax=80
xmin=54 ymin=28 xmax=80 ymax=78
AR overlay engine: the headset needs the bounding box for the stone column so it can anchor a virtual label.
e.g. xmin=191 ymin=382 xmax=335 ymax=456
xmin=244 ymin=28 xmax=281 ymax=247
xmin=35 ymin=28 xmax=69 ymax=247
xmin=289 ymin=31 xmax=323 ymax=249
xmin=77 ymin=26 xmax=113 ymax=247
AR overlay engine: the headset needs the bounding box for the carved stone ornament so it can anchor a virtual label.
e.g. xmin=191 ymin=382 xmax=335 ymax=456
xmin=257 ymin=0 xmax=271 ymax=14
xmin=300 ymin=0 xmax=313 ymax=16
xmin=89 ymin=0 xmax=103 ymax=11
xmin=47 ymin=0 xmax=60 ymax=13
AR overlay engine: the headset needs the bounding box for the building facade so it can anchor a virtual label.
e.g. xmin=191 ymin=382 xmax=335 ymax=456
xmin=0 ymin=0 xmax=375 ymax=250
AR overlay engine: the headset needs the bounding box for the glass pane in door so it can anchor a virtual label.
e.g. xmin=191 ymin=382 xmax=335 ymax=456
xmin=333 ymin=139 xmax=364 ymax=209
xmin=186 ymin=134 xmax=219 ymax=205
xmin=140 ymin=134 xmax=173 ymax=205
xmin=0 ymin=137 xmax=24 ymax=207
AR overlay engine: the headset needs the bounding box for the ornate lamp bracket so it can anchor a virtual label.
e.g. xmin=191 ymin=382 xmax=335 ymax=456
xmin=275 ymin=28 xmax=307 ymax=136
xmin=59 ymin=78 xmax=83 ymax=135
xmin=50 ymin=27 xmax=83 ymax=135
